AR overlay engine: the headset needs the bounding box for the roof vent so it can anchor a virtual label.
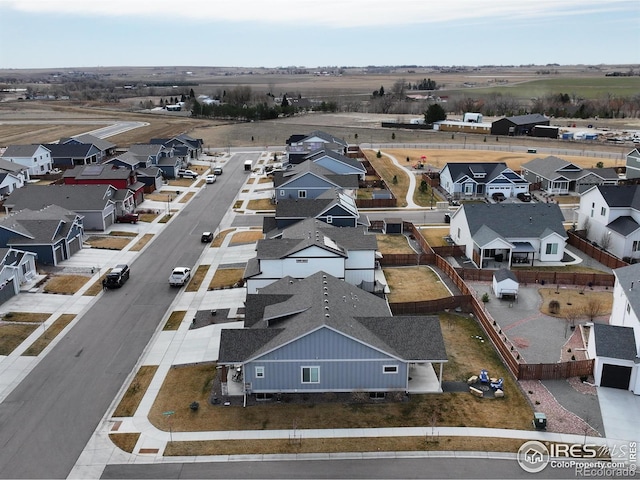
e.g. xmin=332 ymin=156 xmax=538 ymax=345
xmin=324 ymin=292 xmax=328 ymax=296
xmin=325 ymin=306 xmax=329 ymax=310
xmin=325 ymin=313 xmax=330 ymax=317
xmin=323 ymin=280 xmax=327 ymax=284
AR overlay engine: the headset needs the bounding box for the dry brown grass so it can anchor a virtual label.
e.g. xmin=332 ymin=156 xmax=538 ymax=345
xmin=22 ymin=314 xmax=76 ymax=356
xmin=147 ymin=313 xmax=531 ymax=439
xmin=163 ymin=311 xmax=186 ymax=331
xmin=85 ymin=235 xmax=133 ymax=250
xmin=109 ymin=433 xmax=140 ymax=454
xmin=0 ymin=323 xmax=39 ymax=355
xmin=168 ymin=178 xmax=197 ymax=187
xmin=43 ymin=275 xmax=91 ymax=294
xmin=382 ymin=148 xmax=619 ymax=172
xmin=145 ymin=192 xmax=174 ymax=202
xmin=1 ymin=312 xmax=51 ymax=323
xmin=179 ymin=192 xmax=195 ymax=203
xmin=233 ymin=200 xmax=243 ymax=209
xmin=185 ymin=265 xmax=210 ymax=292
xmin=375 ymin=234 xmax=416 ymax=254
xmin=538 ymin=287 xmax=612 ymax=317
xmin=384 ymin=266 xmax=452 ymax=303
xmin=257 ymin=177 xmax=272 ymax=184
xmin=83 ymin=274 xmax=108 ymax=296
xmin=246 ymin=199 xmax=274 ymax=211
xmin=418 ymin=227 xmax=451 ymax=247
xmin=110 ymin=231 xmax=138 ymax=237
xmin=365 ymin=151 xmax=410 ymax=207
xmin=129 ymin=233 xmax=154 ymax=252
xmin=208 ymin=268 xmax=244 ymax=289
xmin=229 ymin=230 xmax=263 ymax=245
xmin=113 ymin=365 xmax=159 ymax=417
xmin=164 ymin=436 xmax=524 ymax=457
xmin=138 ymin=211 xmax=161 ymax=222
xmin=211 ymin=229 xmax=234 ymax=248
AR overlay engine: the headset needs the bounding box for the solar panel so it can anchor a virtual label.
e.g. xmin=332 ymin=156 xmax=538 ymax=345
xmin=83 ymin=165 xmax=104 ymax=175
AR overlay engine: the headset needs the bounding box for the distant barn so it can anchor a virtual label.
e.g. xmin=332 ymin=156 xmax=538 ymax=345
xmin=491 ymin=114 xmax=550 ymax=136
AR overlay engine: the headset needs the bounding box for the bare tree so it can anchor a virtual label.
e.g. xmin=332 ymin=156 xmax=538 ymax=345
xmin=582 ymin=299 xmax=604 ymax=322
xmin=564 ymin=308 xmax=582 ymax=338
xmin=599 ymin=231 xmax=612 ymax=251
xmin=581 ymin=217 xmax=591 ymax=238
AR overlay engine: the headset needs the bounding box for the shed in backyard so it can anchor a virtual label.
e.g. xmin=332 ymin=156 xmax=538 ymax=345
xmin=383 ymin=218 xmax=403 ymax=234
xmin=493 ymin=268 xmax=519 ymax=299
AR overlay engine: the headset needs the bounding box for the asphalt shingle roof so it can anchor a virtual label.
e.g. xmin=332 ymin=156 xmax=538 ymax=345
xmin=4 ymin=184 xmax=115 ymax=212
xmin=597 ymin=185 xmax=640 ymax=209
xmin=592 ymin=323 xmax=638 ymax=360
xmin=614 ymin=263 xmax=640 ymax=320
xmin=1 ymin=144 xmax=49 ymax=158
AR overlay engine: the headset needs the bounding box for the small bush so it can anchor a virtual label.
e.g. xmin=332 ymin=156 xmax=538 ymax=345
xmin=376 ymin=150 xmax=382 ymax=158
xmin=481 ymin=293 xmax=490 ymax=303
xmin=549 ymin=300 xmax=561 ymax=314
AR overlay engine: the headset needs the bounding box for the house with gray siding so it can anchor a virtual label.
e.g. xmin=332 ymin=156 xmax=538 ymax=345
xmin=0 ymin=205 xmax=84 ymax=265
xmin=245 ymin=218 xmax=381 ymax=294
xmin=439 ymin=162 xmax=529 ymax=199
xmin=521 ymin=156 xmax=618 ymax=194
xmin=218 ymin=272 xmax=447 ymax=402
xmin=43 ymin=143 xmax=100 ymax=169
xmin=625 ymin=148 xmax=640 ymax=180
xmin=286 ymin=131 xmax=348 ymax=164
xmin=264 ymin=189 xmax=368 ymax=232
xmin=61 ymin=134 xmax=117 ymax=160
xmin=273 ymin=161 xmax=358 ymax=200
xmin=3 ymin=184 xmax=118 ymax=231
xmin=0 ymin=144 xmax=53 ymax=176
xmin=304 ymin=149 xmax=366 ymax=180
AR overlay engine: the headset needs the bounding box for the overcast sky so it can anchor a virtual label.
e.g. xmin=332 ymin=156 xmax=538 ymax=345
xmin=0 ymin=0 xmax=638 ymax=69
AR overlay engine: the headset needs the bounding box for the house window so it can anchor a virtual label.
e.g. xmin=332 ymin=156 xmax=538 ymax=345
xmin=600 ymin=207 xmax=606 ymax=216
xmin=301 ymin=366 xmax=319 ymax=384
xmin=280 ymin=190 xmax=285 ymax=197
xmin=326 ymin=215 xmax=332 ymax=223
xmin=298 ymin=190 xmax=307 ymax=198
xmin=255 ymin=366 xmax=264 ymax=378
xmin=295 ymin=259 xmax=308 ymax=263
xmin=457 ymin=228 xmax=461 ymax=239
xmin=383 ymin=365 xmax=398 ymax=374
xmin=633 ymin=241 xmax=640 ymax=252
xmin=22 ymin=264 xmax=28 ymax=275
xmin=545 ymin=243 xmax=558 ymax=255
xmin=627 ymin=303 xmax=631 ymax=314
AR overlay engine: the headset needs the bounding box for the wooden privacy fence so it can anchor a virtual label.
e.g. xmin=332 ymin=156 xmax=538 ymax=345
xmin=456 ymin=267 xmax=615 ymax=287
xmin=567 ymin=230 xmax=629 ymax=269
xmin=518 ymin=360 xmax=594 ymax=381
xmin=379 ymin=253 xmax=435 ymax=266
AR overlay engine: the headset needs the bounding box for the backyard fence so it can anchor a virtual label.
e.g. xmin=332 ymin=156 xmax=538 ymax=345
xmin=567 ymin=230 xmax=629 ymax=269
xmin=518 ymin=360 xmax=594 ymax=381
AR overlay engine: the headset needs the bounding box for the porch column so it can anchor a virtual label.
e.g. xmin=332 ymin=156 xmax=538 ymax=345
xmin=439 ymin=363 xmax=443 ymax=391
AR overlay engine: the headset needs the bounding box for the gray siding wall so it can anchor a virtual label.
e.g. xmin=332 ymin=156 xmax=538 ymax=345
xmin=245 ymin=327 xmax=406 ymax=392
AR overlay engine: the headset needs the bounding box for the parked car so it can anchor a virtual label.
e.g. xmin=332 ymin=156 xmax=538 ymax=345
xmin=517 ymin=192 xmax=532 ymax=202
xmin=491 ymin=192 xmax=506 ymax=202
xmin=178 ymin=169 xmax=198 ymax=178
xmin=205 ymin=174 xmax=216 ymax=184
xmin=116 ymin=213 xmax=139 ymax=224
xmin=201 ymin=231 xmax=213 ymax=243
xmin=212 ymin=166 xmax=223 ymax=175
xmin=104 ymin=264 xmax=130 ymax=289
xmin=169 ymin=267 xmax=191 ymax=287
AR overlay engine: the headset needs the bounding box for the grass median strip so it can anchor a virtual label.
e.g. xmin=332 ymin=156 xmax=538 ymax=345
xmin=22 ymin=314 xmax=76 ymax=356
xmin=185 ymin=265 xmax=209 ymax=292
xmin=209 ymin=268 xmax=244 ymax=289
xmin=109 ymin=433 xmax=140 ymax=453
xmin=163 ymin=436 xmax=524 ymax=457
xmin=113 ymin=365 xmax=159 ymax=417
xmin=44 ymin=275 xmax=91 ymax=294
xmin=163 ymin=311 xmax=186 ymax=331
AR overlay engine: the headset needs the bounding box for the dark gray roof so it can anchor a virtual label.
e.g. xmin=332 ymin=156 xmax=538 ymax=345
xmin=273 ymin=160 xmax=358 ymax=189
xmin=127 ymin=144 xmax=166 ymax=157
xmin=587 ymin=168 xmax=619 ymax=181
xmin=219 ymin=272 xmax=446 ymax=364
xmin=592 ymin=323 xmax=638 ymax=360
xmin=63 ymin=164 xmax=132 ymax=180
xmin=607 ymin=216 xmax=640 ymax=236
xmin=267 ymin=217 xmax=377 ymax=249
xmin=1 ymin=144 xmax=49 ymax=158
xmin=444 ymin=162 xmax=519 ymax=184
xmin=0 ymin=205 xmax=80 ymax=245
xmin=66 ymin=134 xmax=116 ymax=151
xmin=494 ymin=268 xmax=518 ymax=283
xmin=4 ymin=184 xmax=115 ymax=212
xmin=304 ymin=131 xmax=348 ymax=147
xmin=462 ymin=203 xmax=567 ymax=242
xmin=502 ymin=114 xmax=549 ymax=125
xmin=521 ymin=156 xmax=582 ymax=181
xmin=597 ymin=185 xmax=640 ymax=209
xmin=0 ymin=158 xmax=28 ymax=173
xmin=43 ymin=143 xmax=97 ymax=158
xmin=305 ymin=149 xmax=366 ymax=173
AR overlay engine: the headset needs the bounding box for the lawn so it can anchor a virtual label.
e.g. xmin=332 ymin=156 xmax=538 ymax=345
xmin=211 ymin=229 xmax=233 ymax=247
xmin=163 ymin=311 xmax=186 ymax=331
xmin=147 ymin=314 xmax=532 ymax=441
xmin=208 ymin=268 xmax=244 ymax=289
xmin=129 ymin=233 xmax=154 ymax=252
xmin=185 ymin=265 xmax=209 ymax=292
xmin=43 ymin=275 xmax=91 ymax=294
xmin=0 ymin=312 xmax=51 ymax=355
xmin=365 ymin=151 xmax=410 ymax=207
xmin=375 ymin=234 xmax=416 ymax=254
xmin=418 ymin=227 xmax=450 ymax=247
xmin=22 ymin=314 xmax=76 ymax=356
xmin=84 ymin=234 xmax=135 ymax=250
xmin=246 ymin=199 xmax=274 ymax=211
xmin=113 ymin=365 xmax=159 ymax=417
xmin=384 ymin=266 xmax=452 ymax=303
xmin=229 ymin=230 xmax=263 ymax=245
xmin=538 ymin=287 xmax=612 ymax=318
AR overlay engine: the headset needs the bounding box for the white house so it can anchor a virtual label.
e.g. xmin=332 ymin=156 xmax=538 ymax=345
xmin=0 ymin=247 xmax=38 ymax=301
xmin=0 ymin=144 xmax=53 ymax=176
xmin=575 ymin=185 xmax=640 ymax=261
xmin=587 ymin=263 xmax=640 ymax=394
xmin=244 ymin=218 xmax=380 ymax=294
xmin=624 ymin=148 xmax=640 ymax=180
xmin=449 ymin=203 xmax=568 ymax=268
